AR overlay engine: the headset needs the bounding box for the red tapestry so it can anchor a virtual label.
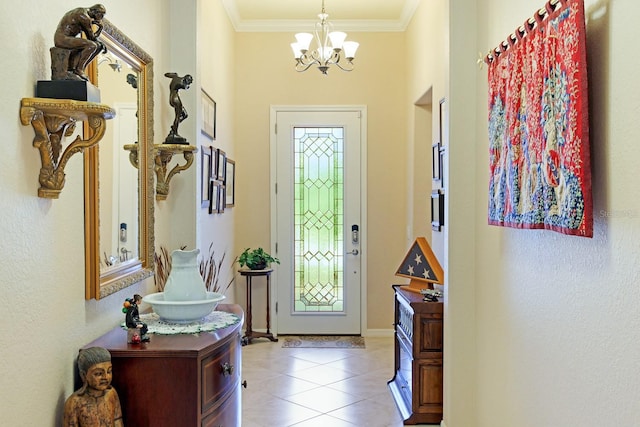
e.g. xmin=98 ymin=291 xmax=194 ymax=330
xmin=487 ymin=0 xmax=592 ymax=237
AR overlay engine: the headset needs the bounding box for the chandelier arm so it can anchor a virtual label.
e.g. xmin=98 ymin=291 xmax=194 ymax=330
xmin=298 ymin=53 xmax=320 ymax=67
xmin=295 ymin=60 xmax=318 ymax=72
xmin=333 ymin=60 xmax=354 ymax=72
xmin=325 ymin=50 xmax=342 ymax=65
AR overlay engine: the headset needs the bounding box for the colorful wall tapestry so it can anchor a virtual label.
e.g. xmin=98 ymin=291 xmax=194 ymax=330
xmin=486 ymin=0 xmax=592 ymax=237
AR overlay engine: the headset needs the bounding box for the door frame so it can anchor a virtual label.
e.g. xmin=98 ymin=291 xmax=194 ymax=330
xmin=269 ymin=105 xmax=368 ymax=335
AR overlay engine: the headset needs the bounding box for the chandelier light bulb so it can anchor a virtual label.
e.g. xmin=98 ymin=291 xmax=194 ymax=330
xmin=290 ymin=43 xmax=302 ymax=59
xmin=328 ymin=31 xmax=347 ymax=50
xmin=295 ymin=33 xmax=314 ymax=52
xmin=342 ymin=41 xmax=359 ymax=59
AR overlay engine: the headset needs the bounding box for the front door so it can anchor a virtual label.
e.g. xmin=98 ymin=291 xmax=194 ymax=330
xmin=272 ymin=107 xmax=365 ymax=334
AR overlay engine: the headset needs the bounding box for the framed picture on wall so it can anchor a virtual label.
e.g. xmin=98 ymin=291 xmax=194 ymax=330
xmin=208 ymin=180 xmax=220 ymax=214
xmin=225 ymin=158 xmax=235 ymax=207
xmin=439 ymin=97 xmax=445 ymax=144
xmin=431 ymin=190 xmax=445 ymax=231
xmin=439 ymin=145 xmax=446 ymax=188
xmin=201 ymin=89 xmax=216 ymax=140
xmin=439 ymin=97 xmax=447 ymax=189
xmin=201 ymin=147 xmax=212 ymax=208
xmin=432 ymin=142 xmax=441 ymax=183
xmin=216 ymin=149 xmax=226 ymax=181
xmin=217 ymin=183 xmax=226 ymax=213
xmin=210 ymin=146 xmax=217 ymax=178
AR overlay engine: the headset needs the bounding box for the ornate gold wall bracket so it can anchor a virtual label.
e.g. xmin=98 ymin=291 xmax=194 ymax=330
xmin=124 ymin=143 xmax=197 ymax=201
xmin=20 ymin=97 xmax=115 ymax=198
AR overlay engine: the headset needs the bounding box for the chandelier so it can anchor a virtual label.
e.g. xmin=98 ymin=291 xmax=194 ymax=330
xmin=290 ymin=0 xmax=359 ymax=75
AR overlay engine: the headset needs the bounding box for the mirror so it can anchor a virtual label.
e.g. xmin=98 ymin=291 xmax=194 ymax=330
xmin=84 ymin=19 xmax=154 ymax=299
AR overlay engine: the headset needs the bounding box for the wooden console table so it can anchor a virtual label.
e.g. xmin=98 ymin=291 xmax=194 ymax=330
xmin=82 ymin=304 xmax=244 ymax=427
xmin=388 ymin=285 xmax=443 ymax=424
xmin=239 ymin=268 xmax=278 ymax=345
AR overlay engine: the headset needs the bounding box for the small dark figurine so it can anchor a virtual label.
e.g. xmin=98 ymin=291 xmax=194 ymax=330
xmin=164 ymin=72 xmax=193 ymax=144
xmin=123 ymin=294 xmax=150 ymax=342
xmin=63 ymin=347 xmax=124 ymax=427
xmin=52 ymin=4 xmax=107 ymax=81
xmin=126 ymin=73 xmax=138 ymax=89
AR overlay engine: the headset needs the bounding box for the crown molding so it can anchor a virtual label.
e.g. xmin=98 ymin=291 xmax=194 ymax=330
xmin=221 ymin=0 xmax=419 ymax=33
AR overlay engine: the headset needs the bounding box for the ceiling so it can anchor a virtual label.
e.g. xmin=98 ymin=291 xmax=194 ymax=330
xmin=221 ymin=0 xmax=420 ymax=32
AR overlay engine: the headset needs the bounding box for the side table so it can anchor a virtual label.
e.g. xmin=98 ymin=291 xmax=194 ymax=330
xmin=239 ymin=268 xmax=278 ymax=345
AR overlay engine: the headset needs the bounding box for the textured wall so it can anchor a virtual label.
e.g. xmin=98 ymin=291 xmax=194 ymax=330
xmin=0 ymin=1 xmax=167 ymax=425
xmin=469 ymin=0 xmax=640 ymax=426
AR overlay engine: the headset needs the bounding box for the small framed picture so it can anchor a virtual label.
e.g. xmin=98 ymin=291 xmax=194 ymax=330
xmin=431 ymin=190 xmax=445 ymax=231
xmin=201 ymin=147 xmax=212 ymax=208
xmin=439 ymin=145 xmax=446 ymax=188
xmin=216 ymin=149 xmax=226 ymax=181
xmin=439 ymin=97 xmax=445 ymax=145
xmin=210 ymin=146 xmax=217 ymax=178
xmin=432 ymin=143 xmax=441 ymax=183
xmin=208 ymin=180 xmax=220 ymax=214
xmin=217 ymin=183 xmax=226 ymax=213
xmin=225 ymin=158 xmax=235 ymax=207
xmin=201 ymin=89 xmax=216 ymax=140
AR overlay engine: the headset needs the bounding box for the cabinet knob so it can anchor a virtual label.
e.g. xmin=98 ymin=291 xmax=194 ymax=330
xmin=221 ymin=362 xmax=235 ymax=376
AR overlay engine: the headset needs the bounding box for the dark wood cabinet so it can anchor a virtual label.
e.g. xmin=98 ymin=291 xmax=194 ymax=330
xmin=83 ymin=304 xmax=243 ymax=427
xmin=388 ymin=285 xmax=443 ymax=425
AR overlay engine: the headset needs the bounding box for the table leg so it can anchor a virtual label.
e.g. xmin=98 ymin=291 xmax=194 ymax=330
xmin=240 ymin=271 xmax=278 ymax=344
xmin=264 ymin=275 xmax=278 ymax=342
xmin=243 ymin=276 xmax=253 ymax=345
xmin=266 ymin=275 xmax=271 ymax=333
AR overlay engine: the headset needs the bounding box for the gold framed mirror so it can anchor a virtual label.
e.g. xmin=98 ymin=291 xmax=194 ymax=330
xmin=84 ymin=19 xmax=154 ymax=299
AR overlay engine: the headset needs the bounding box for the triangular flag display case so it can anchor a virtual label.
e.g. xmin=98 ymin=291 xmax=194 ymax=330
xmin=395 ymin=237 xmax=444 ymax=293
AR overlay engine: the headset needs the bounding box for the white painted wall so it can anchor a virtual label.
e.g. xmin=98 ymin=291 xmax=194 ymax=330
xmin=0 ymin=1 xmax=169 ymax=425
xmin=444 ymin=0 xmax=640 ymax=425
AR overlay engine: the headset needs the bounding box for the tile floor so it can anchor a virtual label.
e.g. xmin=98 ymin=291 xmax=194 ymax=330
xmin=241 ymin=336 xmax=439 ymax=427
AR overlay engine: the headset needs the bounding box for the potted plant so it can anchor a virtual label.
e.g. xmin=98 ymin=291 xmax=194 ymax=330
xmin=238 ymin=247 xmax=280 ymax=270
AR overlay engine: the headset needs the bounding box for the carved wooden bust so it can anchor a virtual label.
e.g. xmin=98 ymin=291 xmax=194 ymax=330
xmin=63 ymin=347 xmax=123 ymax=427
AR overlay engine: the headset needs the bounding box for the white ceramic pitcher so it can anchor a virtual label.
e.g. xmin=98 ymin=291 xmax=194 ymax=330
xmin=163 ymin=249 xmax=207 ymax=301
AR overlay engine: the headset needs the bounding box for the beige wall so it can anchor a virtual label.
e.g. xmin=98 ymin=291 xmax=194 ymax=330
xmin=234 ymin=31 xmax=408 ymax=332
xmin=195 ymin=0 xmax=238 ymax=301
xmin=152 ymin=0 xmax=238 ymax=300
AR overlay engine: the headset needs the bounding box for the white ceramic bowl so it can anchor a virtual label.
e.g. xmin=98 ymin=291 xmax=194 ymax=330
xmin=143 ymin=291 xmax=225 ymax=323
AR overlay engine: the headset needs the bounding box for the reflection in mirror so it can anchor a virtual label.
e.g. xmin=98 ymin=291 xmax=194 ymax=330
xmin=98 ymin=53 xmax=139 ymax=272
xmin=84 ymin=19 xmax=154 ymax=299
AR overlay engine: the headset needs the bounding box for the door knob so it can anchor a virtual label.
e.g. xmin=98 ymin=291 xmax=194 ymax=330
xmin=347 ymin=249 xmax=359 ymax=255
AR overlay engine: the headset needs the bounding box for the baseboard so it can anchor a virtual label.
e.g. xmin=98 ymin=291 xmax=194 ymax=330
xmin=364 ymin=328 xmax=394 ymax=337
xmin=259 ymin=329 xmax=395 ymax=337
xmin=441 ymin=420 xmax=447 ymax=427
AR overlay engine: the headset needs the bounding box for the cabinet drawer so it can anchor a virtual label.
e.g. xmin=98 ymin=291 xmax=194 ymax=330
xmin=202 ymin=386 xmax=240 ymax=427
xmin=202 ymin=334 xmax=240 ymax=413
xmin=397 ymin=337 xmax=413 ymax=401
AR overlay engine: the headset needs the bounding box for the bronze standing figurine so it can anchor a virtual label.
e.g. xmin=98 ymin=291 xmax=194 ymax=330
xmin=164 ymin=72 xmax=193 ymax=144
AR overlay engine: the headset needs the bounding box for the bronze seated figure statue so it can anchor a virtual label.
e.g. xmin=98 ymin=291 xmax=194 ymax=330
xmin=51 ymin=4 xmax=107 ymax=81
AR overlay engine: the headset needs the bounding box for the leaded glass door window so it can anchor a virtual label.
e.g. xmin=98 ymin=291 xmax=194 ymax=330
xmin=293 ymin=126 xmax=344 ymax=313
xmin=274 ymin=109 xmax=364 ymax=335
